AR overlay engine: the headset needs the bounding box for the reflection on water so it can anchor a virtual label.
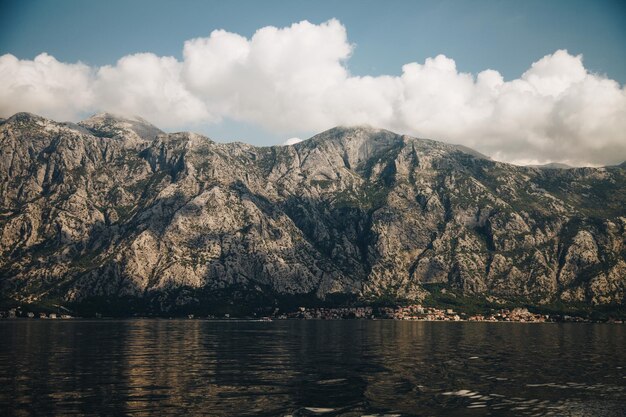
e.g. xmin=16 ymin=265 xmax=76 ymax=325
xmin=1 ymin=320 xmax=624 ymax=416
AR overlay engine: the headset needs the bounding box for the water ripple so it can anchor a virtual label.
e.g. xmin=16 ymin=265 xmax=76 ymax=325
xmin=0 ymin=320 xmax=624 ymax=416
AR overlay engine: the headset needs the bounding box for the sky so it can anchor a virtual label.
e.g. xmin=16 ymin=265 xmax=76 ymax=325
xmin=1 ymin=0 xmax=625 ymax=166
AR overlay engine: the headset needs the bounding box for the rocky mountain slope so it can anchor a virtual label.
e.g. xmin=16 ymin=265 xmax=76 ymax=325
xmin=0 ymin=113 xmax=624 ymax=314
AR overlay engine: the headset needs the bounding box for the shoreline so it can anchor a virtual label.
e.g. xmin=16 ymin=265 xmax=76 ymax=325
xmin=1 ymin=317 xmax=623 ymax=324
xmin=2 ymin=305 xmax=624 ymax=323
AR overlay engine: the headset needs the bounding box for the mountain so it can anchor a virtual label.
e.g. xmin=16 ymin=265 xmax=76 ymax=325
xmin=78 ymin=112 xmax=164 ymax=145
xmin=528 ymin=162 xmax=573 ymax=170
xmin=0 ymin=113 xmax=624 ymax=315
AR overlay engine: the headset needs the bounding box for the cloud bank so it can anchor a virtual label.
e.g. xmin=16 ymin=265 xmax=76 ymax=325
xmin=281 ymin=137 xmax=304 ymax=146
xmin=1 ymin=19 xmax=625 ymax=166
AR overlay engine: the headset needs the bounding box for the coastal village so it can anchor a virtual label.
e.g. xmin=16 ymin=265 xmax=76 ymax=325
xmin=0 ymin=308 xmax=73 ymax=320
xmin=1 ymin=304 xmax=621 ymax=323
xmin=278 ymin=305 xmax=601 ymax=323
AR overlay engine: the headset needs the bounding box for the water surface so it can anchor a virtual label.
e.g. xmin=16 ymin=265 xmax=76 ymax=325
xmin=1 ymin=320 xmax=624 ymax=416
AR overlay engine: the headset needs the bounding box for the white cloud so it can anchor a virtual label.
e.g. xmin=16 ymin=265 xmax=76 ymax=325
xmin=94 ymin=53 xmax=210 ymax=127
xmin=0 ymin=53 xmax=93 ymax=121
xmin=282 ymin=137 xmax=304 ymax=146
xmin=181 ymin=19 xmax=351 ymax=130
xmin=1 ymin=20 xmax=625 ymax=166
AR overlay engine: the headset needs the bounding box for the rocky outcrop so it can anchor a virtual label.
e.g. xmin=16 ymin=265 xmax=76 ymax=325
xmin=0 ymin=113 xmax=624 ymax=311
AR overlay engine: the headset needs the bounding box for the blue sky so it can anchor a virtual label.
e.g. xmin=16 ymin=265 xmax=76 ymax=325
xmin=2 ymin=0 xmax=625 ymax=81
xmin=1 ymin=0 xmax=625 ymax=165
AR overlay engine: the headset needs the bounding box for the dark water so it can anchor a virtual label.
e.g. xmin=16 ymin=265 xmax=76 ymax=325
xmin=0 ymin=320 xmax=624 ymax=416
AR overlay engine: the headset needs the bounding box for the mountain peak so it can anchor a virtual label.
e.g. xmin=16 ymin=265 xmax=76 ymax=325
xmin=78 ymin=112 xmax=163 ymax=143
xmin=528 ymin=162 xmax=573 ymax=170
xmin=5 ymin=112 xmax=46 ymax=124
xmin=310 ymin=125 xmax=400 ymax=145
xmin=0 ymin=112 xmax=64 ymax=132
xmin=82 ymin=112 xmax=152 ymax=125
xmin=326 ymin=124 xmax=394 ymax=137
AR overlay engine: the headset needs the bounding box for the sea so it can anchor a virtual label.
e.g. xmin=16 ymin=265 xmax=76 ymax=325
xmin=0 ymin=319 xmax=624 ymax=416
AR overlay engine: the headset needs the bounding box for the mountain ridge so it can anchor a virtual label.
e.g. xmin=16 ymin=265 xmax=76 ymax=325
xmin=0 ymin=112 xmax=624 ymax=315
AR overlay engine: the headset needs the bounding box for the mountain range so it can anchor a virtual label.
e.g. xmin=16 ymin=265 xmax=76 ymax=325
xmin=0 ymin=112 xmax=624 ymax=316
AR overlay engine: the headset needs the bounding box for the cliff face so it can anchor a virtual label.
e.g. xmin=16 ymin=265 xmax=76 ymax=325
xmin=0 ymin=113 xmax=624 ymax=311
